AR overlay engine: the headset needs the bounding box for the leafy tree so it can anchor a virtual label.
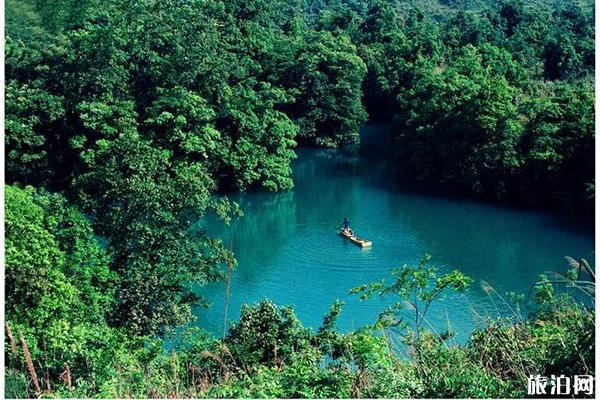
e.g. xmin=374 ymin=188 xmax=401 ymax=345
xmin=351 ymin=254 xmax=472 ymax=348
xmin=215 ymin=82 xmax=298 ymax=191
xmin=74 ymin=132 xmax=229 ymax=335
xmin=5 ymin=81 xmax=64 ymax=185
xmin=280 ymin=31 xmax=368 ymax=147
xmin=5 ymin=185 xmax=118 ymax=391
xmin=397 ymin=45 xmax=523 ymax=196
xmin=543 ymin=1 xmax=594 ymax=80
xmin=225 ymin=300 xmax=313 ymax=368
xmin=5 ymin=185 xmax=115 ymax=330
xmin=518 ymin=80 xmax=594 ymax=211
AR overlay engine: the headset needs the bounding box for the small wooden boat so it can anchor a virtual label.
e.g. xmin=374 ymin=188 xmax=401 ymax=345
xmin=339 ymin=229 xmax=372 ymax=248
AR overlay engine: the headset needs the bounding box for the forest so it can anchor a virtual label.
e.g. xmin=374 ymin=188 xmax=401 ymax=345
xmin=4 ymin=0 xmax=595 ymax=398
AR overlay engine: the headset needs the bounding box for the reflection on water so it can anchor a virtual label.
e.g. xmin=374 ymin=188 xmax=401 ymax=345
xmin=193 ymin=124 xmax=594 ymax=343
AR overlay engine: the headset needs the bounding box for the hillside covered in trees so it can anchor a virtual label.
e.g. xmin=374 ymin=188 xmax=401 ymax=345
xmin=4 ymin=0 xmax=595 ymax=398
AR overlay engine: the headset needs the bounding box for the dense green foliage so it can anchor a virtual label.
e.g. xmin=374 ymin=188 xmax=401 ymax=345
xmin=4 ymin=0 xmax=595 ymax=398
xmin=6 ymin=244 xmax=594 ymax=397
xmin=5 ymin=0 xmax=595 ymax=204
xmin=8 ymin=0 xmax=593 ymax=212
xmin=345 ymin=0 xmax=594 ymax=212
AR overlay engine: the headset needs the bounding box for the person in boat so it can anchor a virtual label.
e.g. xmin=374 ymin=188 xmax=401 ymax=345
xmin=339 ymin=217 xmax=352 ymax=235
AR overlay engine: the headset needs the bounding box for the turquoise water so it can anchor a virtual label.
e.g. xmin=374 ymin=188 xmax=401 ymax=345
xmin=193 ymin=124 xmax=594 ymax=343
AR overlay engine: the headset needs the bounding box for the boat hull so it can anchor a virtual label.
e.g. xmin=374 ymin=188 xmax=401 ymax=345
xmin=339 ymin=230 xmax=372 ymax=247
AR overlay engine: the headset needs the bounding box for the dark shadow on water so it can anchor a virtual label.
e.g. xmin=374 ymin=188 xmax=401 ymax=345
xmin=351 ymin=124 xmax=594 ymax=236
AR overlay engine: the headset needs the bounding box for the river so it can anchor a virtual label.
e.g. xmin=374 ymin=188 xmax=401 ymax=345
xmin=193 ymin=123 xmax=594 ymax=343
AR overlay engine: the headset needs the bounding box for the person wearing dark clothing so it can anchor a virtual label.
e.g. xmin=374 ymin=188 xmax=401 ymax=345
xmin=342 ymin=217 xmax=350 ymax=230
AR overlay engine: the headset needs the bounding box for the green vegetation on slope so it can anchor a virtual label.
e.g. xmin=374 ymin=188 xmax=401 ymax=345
xmin=4 ymin=0 xmax=595 ymax=398
xmin=6 ymin=0 xmax=594 ymax=211
xmin=5 ymin=239 xmax=594 ymax=397
xmin=353 ymin=0 xmax=594 ymax=212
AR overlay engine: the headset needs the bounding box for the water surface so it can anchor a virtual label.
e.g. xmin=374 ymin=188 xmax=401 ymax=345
xmin=193 ymin=124 xmax=594 ymax=343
